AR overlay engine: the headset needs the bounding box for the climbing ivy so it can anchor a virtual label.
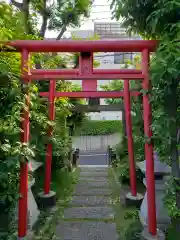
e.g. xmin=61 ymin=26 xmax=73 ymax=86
xmin=0 ymin=2 xmax=88 ymax=230
xmin=111 ymin=0 xmax=180 ymax=231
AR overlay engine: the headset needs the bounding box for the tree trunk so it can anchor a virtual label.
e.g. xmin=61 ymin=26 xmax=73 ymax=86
xmin=39 ymin=0 xmax=48 ymax=38
xmin=22 ymin=0 xmax=33 ymax=35
xmin=56 ymin=25 xmax=67 ymax=40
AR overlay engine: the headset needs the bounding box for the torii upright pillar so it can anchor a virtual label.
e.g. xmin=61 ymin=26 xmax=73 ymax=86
xmin=124 ymin=80 xmax=143 ymax=207
xmin=18 ymin=48 xmax=30 ymax=239
xmin=38 ymin=80 xmax=56 ymax=209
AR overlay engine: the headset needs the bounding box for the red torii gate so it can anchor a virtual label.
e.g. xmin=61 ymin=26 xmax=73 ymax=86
xmin=2 ymin=40 xmax=158 ymax=239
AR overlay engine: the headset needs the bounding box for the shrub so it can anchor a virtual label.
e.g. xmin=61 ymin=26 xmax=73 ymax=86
xmin=124 ymin=220 xmax=142 ymax=240
xmin=115 ymin=136 xmax=128 ymax=159
xmin=74 ymin=120 xmax=122 ymax=136
xmin=115 ymin=137 xmax=144 ymax=185
xmin=118 ymin=161 xmax=144 ymax=185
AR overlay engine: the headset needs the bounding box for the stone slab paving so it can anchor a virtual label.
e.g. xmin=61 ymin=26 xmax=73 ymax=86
xmin=56 ymin=165 xmax=117 ymax=240
xmin=76 ymin=181 xmax=110 ymax=188
xmin=80 ymin=167 xmax=109 ymax=172
xmin=70 ymin=195 xmax=112 ymax=206
xmin=80 ymin=171 xmax=108 ymax=177
xmin=73 ymin=187 xmax=111 ymax=196
xmin=79 ymin=176 xmax=108 ymax=182
xmin=56 ymin=221 xmax=118 ymax=240
xmin=63 ymin=206 xmax=114 ymax=219
xmin=79 ymin=155 xmax=108 ymax=165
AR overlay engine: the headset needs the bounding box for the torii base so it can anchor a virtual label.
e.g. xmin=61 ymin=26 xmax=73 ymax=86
xmin=125 ymin=192 xmax=144 ymax=208
xmin=17 ymin=231 xmax=34 ymax=240
xmin=141 ymin=227 xmax=165 ymax=240
xmin=37 ymin=191 xmax=56 ymax=210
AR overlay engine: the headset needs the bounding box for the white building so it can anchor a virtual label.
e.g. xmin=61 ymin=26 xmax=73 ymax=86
xmin=70 ymin=23 xmax=141 ymax=120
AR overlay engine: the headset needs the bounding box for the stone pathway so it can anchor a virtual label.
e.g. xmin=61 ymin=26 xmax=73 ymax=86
xmin=56 ymin=166 xmax=118 ymax=240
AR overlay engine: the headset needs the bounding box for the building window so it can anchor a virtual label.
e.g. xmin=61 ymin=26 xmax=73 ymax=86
xmin=114 ymin=52 xmax=133 ymax=64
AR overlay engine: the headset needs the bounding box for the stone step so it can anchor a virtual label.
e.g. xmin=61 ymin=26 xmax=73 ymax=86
xmin=76 ymin=181 xmax=110 ymax=188
xmin=73 ymin=187 xmax=111 ymax=196
xmin=70 ymin=195 xmax=112 ymax=206
xmin=79 ymin=176 xmax=108 ymax=182
xmin=56 ymin=221 xmax=118 ymax=240
xmin=63 ymin=206 xmax=114 ymax=220
xmin=80 ymin=167 xmax=109 ymax=172
xmin=80 ymin=171 xmax=108 ymax=177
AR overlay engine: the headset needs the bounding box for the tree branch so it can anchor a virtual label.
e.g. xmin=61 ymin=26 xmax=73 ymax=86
xmin=39 ymin=18 xmax=48 ymax=38
xmin=39 ymin=0 xmax=48 ymax=38
xmin=10 ymin=0 xmax=23 ymax=10
xmin=56 ymin=24 xmax=67 ymax=40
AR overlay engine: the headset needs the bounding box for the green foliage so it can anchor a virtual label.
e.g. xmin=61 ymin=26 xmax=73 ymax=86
xmin=123 ymin=220 xmax=142 ymax=240
xmin=115 ymin=151 xmax=144 ymax=185
xmin=32 ymin=167 xmax=80 ymax=239
xmin=0 ymin=3 xmax=90 ymax=237
xmin=166 ymin=223 xmax=180 ymax=240
xmin=48 ymin=0 xmax=92 ymax=31
xmin=75 ymin=120 xmax=122 ymax=136
xmin=0 ymin=3 xmax=38 ymax=214
xmin=115 ymin=136 xmax=128 ymax=160
xmin=101 ymin=80 xmax=124 ymax=105
xmin=110 ymin=0 xmax=180 ymax=38
xmin=111 ymin=0 xmax=180 ymax=225
xmin=10 ymin=0 xmax=93 ymax=38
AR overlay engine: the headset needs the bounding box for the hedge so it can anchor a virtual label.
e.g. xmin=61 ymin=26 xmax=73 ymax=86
xmin=74 ymin=120 xmax=122 ymax=136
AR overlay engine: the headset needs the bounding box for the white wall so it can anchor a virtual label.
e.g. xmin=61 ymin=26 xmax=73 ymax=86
xmin=71 ymin=30 xmax=94 ymax=38
xmin=87 ymin=112 xmax=122 ymax=120
xmin=72 ymin=133 xmax=121 ymax=151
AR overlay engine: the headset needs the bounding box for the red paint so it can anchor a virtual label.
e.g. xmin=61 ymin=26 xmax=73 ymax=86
xmin=4 ymin=40 xmax=158 ymax=52
xmin=142 ymin=49 xmax=157 ymax=235
xmin=18 ymin=162 xmax=28 ymax=237
xmin=80 ymin=52 xmax=97 ymax=91
xmin=18 ymin=49 xmax=30 ymax=238
xmin=29 ymin=69 xmax=143 ymax=80
xmin=82 ymin=79 xmax=97 ymax=91
xmin=31 ymin=69 xmax=142 ymax=75
xmin=2 ymin=39 xmax=158 ymax=238
xmin=44 ymin=80 xmax=56 ymax=194
xmin=124 ymin=80 xmax=137 ymax=196
xmin=39 ymin=91 xmax=141 ymax=98
xmin=25 ymin=73 xmax=143 ymax=80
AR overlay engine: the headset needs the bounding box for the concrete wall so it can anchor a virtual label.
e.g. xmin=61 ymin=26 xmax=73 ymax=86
xmin=72 ymin=133 xmax=121 ymax=151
